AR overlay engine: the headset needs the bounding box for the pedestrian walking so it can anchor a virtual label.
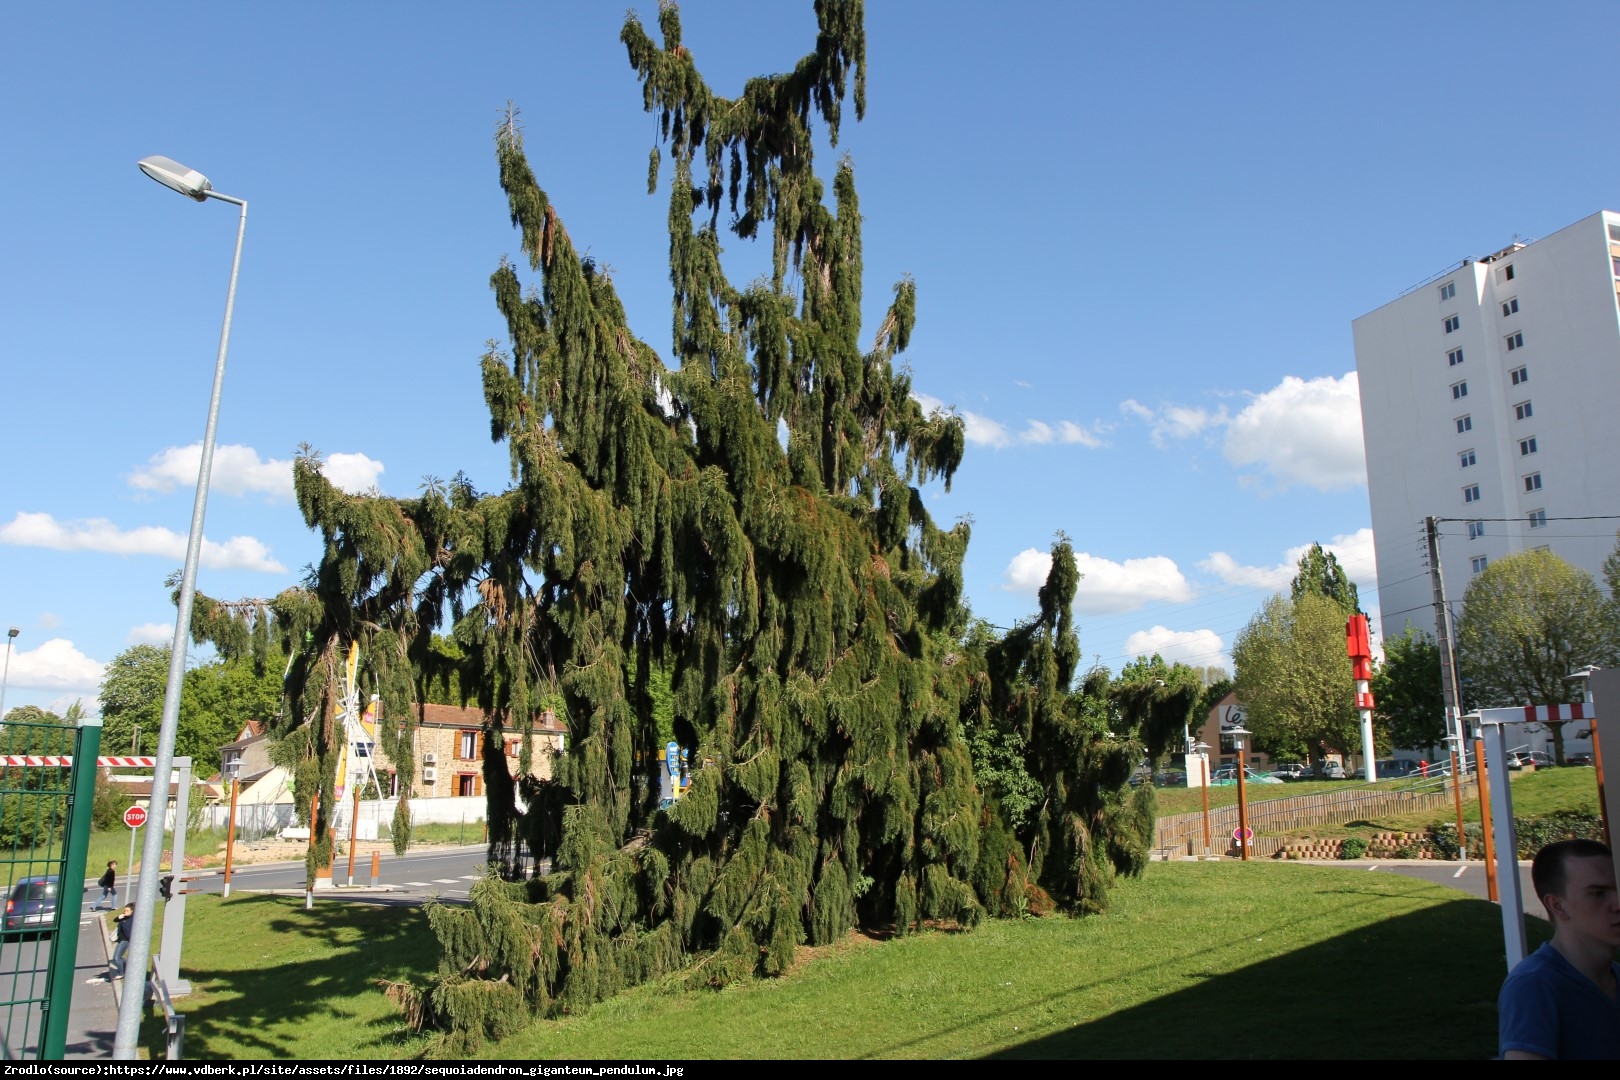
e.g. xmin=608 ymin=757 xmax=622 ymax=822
xmin=94 ymin=861 xmax=116 ymax=910
xmin=110 ymin=903 xmax=135 ymax=978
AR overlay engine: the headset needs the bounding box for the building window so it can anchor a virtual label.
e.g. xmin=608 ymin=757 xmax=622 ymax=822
xmin=1467 ymin=520 xmax=1486 ymax=540
xmin=1463 ymin=484 xmax=1481 ymax=503
xmin=1439 ymin=281 xmax=1456 ymax=301
xmin=1510 ymin=365 xmax=1528 ymax=385
xmin=1524 ymin=472 xmax=1542 ymax=492
xmin=1528 ymin=509 xmax=1547 ymax=529
xmin=1447 ymin=348 xmax=1465 ymax=366
xmin=1519 ymin=436 xmax=1538 ymax=456
xmin=1443 ymin=314 xmax=1461 ymax=333
xmin=1459 ymin=448 xmax=1476 ymax=468
xmin=1612 ymin=255 xmax=1620 ymax=277
xmin=1504 ymin=264 xmax=1515 ymax=281
xmin=1515 ymin=400 xmax=1533 ymax=420
xmin=457 ymin=773 xmax=479 ymax=797
xmin=1456 ymin=414 xmax=1472 ymax=434
xmin=1501 ymin=297 xmax=1519 ymax=317
xmin=458 ymin=730 xmax=478 ymax=759
xmin=1471 ymin=555 xmax=1489 ymax=574
xmin=1506 ymin=331 xmax=1524 ymax=351
xmin=1451 ymin=380 xmax=1468 ymax=399
xmin=1610 ymin=223 xmax=1620 ymax=244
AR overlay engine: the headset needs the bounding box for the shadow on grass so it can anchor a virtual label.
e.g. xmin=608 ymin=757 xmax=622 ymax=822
xmin=979 ymin=894 xmax=1551 ymax=1061
xmin=162 ymin=895 xmax=438 ymax=1059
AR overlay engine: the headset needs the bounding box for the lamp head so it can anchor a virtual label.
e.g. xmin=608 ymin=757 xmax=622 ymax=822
xmin=138 ymin=155 xmax=212 ymax=202
xmin=5 ymin=627 xmax=17 ymax=641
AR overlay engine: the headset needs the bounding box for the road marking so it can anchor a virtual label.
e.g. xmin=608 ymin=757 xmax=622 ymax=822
xmin=1367 ymin=864 xmax=1380 ymax=871
xmin=403 ymin=881 xmax=430 ymax=887
xmin=1453 ymin=866 xmax=1468 ymax=878
xmin=433 ymin=878 xmax=459 ymax=884
xmin=459 ymin=875 xmax=480 ymax=881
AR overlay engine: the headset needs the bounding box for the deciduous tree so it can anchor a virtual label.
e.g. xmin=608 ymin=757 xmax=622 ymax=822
xmin=1232 ymin=591 xmax=1359 ymax=770
xmin=1373 ymin=626 xmax=1445 ymax=756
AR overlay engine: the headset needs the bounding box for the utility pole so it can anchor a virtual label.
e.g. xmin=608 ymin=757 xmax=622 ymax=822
xmin=1425 ymin=516 xmax=1465 ymax=755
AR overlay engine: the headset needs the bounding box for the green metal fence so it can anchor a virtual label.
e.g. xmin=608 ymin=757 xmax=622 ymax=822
xmin=0 ymin=717 xmax=102 ymax=1059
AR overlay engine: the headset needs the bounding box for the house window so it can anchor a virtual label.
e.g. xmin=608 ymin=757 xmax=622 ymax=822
xmin=1506 ymin=331 xmax=1524 ymax=351
xmin=1528 ymin=509 xmax=1547 ymax=529
xmin=1612 ymin=255 xmax=1620 ymax=277
xmin=1515 ymin=400 xmax=1533 ymax=420
xmin=1455 ymin=414 xmax=1472 ymax=434
xmin=1443 ymin=314 xmax=1461 ymax=333
xmin=1501 ymin=297 xmax=1519 ymax=317
xmin=506 ymin=738 xmax=521 ymax=759
xmin=1459 ymin=448 xmax=1476 ymax=468
xmin=1510 ymin=365 xmax=1528 ymax=385
xmin=458 ymin=730 xmax=478 ymax=759
xmin=1439 ymin=281 xmax=1456 ymax=301
xmin=1463 ymin=484 xmax=1481 ymax=503
xmin=1467 ymin=520 xmax=1486 ymax=540
xmin=386 ymin=771 xmax=399 ymax=798
xmin=1610 ymin=223 xmax=1620 ymax=244
xmin=1471 ymin=555 xmax=1489 ymax=574
xmin=1504 ymin=264 xmax=1515 ymax=281
xmin=1519 ymin=436 xmax=1538 ymax=456
xmin=1524 ymin=472 xmax=1542 ymax=492
xmin=1451 ymin=380 xmax=1468 ymax=399
xmin=457 ymin=773 xmax=479 ymax=798
xmin=1447 ymin=348 xmax=1465 ymax=366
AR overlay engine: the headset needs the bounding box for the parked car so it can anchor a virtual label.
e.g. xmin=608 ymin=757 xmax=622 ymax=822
xmin=1271 ymin=762 xmax=1309 ymax=782
xmin=1526 ymin=751 xmax=1554 ymax=769
xmin=1313 ymin=762 xmax=1347 ymax=780
xmin=1211 ymin=765 xmax=1283 ymax=785
xmin=3 ymin=875 xmax=59 ymax=937
xmin=1565 ymin=753 xmax=1594 ymax=767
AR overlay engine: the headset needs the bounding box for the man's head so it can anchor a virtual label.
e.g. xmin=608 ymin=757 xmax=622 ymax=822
xmin=1531 ymin=839 xmax=1620 ymax=948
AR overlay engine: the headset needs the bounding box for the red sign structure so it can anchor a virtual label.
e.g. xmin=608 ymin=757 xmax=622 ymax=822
xmin=122 ymin=805 xmax=148 ymax=830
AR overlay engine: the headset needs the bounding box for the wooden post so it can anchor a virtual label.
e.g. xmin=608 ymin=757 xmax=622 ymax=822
xmin=1592 ymin=723 xmax=1610 ymax=849
xmin=1236 ymin=744 xmax=1250 ymax=861
xmin=347 ymin=786 xmax=360 ymax=886
xmin=222 ymin=776 xmax=240 ymax=897
xmin=370 ymin=849 xmax=380 ymax=888
xmin=1475 ymin=737 xmax=1498 ymax=902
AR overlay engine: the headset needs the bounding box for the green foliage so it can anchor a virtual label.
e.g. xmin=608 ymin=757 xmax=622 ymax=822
xmin=91 ymin=767 xmax=133 ymax=831
xmin=97 ymin=644 xmax=169 ymax=755
xmin=1290 ymin=542 xmax=1360 ymax=614
xmin=1373 ymin=626 xmax=1445 ymax=755
xmin=0 ymin=712 xmax=73 ymax=849
xmin=1339 ymin=837 xmax=1368 ymax=859
xmin=1458 ymin=548 xmax=1620 ymax=763
xmin=1233 ymin=592 xmax=1359 ymax=766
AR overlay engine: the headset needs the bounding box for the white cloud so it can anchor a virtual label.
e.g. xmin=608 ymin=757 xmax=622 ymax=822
xmin=129 ymin=444 xmax=292 ymax=499
xmin=37 ymin=613 xmax=61 ymax=630
xmin=1200 ymin=527 xmax=1379 ymax=594
xmin=914 ymin=393 xmax=1107 ymax=451
xmin=1002 ymin=548 xmax=1195 ymax=614
xmin=1223 ymin=372 xmax=1366 ymax=492
xmin=321 ymin=452 xmax=386 ymax=494
xmin=0 ymin=512 xmax=287 ymax=573
xmin=1123 ymin=626 xmax=1230 ymax=671
xmin=3 ymin=638 xmax=105 ymax=693
xmin=128 ymin=443 xmax=385 ymax=498
xmin=1120 ymin=399 xmax=1226 ymax=448
xmin=127 ymin=623 xmax=175 ymax=646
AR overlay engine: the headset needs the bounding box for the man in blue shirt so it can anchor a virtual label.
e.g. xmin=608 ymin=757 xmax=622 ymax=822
xmin=1498 ymin=839 xmax=1620 ymax=1060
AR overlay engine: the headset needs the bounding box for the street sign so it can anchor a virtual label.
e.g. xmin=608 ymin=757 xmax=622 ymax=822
xmin=1232 ymin=826 xmax=1253 ymax=842
xmin=123 ymin=805 xmax=148 ymax=830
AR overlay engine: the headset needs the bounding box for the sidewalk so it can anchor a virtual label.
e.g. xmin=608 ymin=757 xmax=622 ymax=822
xmin=63 ymin=895 xmax=120 ymax=1059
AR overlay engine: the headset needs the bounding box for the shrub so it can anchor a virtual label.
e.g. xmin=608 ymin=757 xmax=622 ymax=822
xmin=1339 ymin=837 xmax=1368 ymax=860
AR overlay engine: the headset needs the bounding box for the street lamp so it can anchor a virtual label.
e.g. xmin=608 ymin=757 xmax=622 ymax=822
xmin=1230 ymin=724 xmax=1252 ymax=861
xmin=0 ymin=627 xmax=18 ymax=722
xmin=1193 ymin=740 xmax=1212 ymax=854
xmin=1567 ymin=666 xmax=1609 ymax=847
xmin=113 ymin=156 xmax=248 ymax=1062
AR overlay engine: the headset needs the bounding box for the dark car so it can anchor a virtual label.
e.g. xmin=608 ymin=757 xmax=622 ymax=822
xmin=3 ymin=875 xmax=60 ymax=936
xmin=1566 ymin=753 xmax=1594 ymax=767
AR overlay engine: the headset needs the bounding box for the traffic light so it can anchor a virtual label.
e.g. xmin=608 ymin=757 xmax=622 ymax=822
xmin=158 ymin=875 xmax=174 ymax=902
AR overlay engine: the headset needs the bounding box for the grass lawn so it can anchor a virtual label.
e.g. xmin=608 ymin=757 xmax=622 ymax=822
xmin=167 ymin=863 xmax=1543 ymax=1060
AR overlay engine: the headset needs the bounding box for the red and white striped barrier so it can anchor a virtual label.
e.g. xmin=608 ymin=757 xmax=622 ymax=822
xmin=1521 ymin=703 xmax=1587 ymax=723
xmin=0 ymin=755 xmax=160 ymax=767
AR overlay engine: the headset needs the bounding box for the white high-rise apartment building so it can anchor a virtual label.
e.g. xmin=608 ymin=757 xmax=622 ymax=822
xmin=1354 ymin=210 xmax=1620 ymax=647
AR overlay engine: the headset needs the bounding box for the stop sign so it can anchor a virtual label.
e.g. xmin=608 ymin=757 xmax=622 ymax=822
xmin=123 ymin=805 xmax=148 ymax=829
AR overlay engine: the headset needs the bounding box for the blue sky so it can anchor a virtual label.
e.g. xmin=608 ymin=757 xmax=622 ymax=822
xmin=4 ymin=1 xmax=1619 ymax=717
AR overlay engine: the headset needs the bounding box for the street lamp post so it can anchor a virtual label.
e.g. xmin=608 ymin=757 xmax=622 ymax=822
xmin=1194 ymin=740 xmax=1212 ymax=854
xmin=1231 ymin=725 xmax=1252 ymax=861
xmin=113 ymin=156 xmax=248 ymax=1061
xmin=0 ymin=627 xmax=19 ymax=722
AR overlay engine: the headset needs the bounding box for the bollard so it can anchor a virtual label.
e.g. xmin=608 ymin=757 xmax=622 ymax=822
xmin=370 ymin=849 xmax=380 ymax=888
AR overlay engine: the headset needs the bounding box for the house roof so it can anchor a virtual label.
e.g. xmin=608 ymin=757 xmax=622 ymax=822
xmin=415 ymin=702 xmax=565 ymax=733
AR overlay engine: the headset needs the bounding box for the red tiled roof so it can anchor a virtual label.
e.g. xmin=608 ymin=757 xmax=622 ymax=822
xmin=414 ymin=703 xmax=564 ymax=732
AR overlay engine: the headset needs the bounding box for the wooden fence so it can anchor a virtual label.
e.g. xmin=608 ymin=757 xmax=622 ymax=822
xmin=1156 ymin=781 xmax=1476 ymax=856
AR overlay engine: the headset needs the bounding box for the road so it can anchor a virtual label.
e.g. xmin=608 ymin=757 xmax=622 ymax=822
xmin=180 ymin=843 xmax=507 ymax=904
xmin=1351 ymin=859 xmax=1546 ymax=920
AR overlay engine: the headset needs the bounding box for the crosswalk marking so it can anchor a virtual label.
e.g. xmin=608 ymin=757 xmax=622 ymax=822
xmin=458 ymin=875 xmax=479 ymax=881
xmin=433 ymin=878 xmax=458 ymax=884
xmin=402 ymin=881 xmax=430 ymax=887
